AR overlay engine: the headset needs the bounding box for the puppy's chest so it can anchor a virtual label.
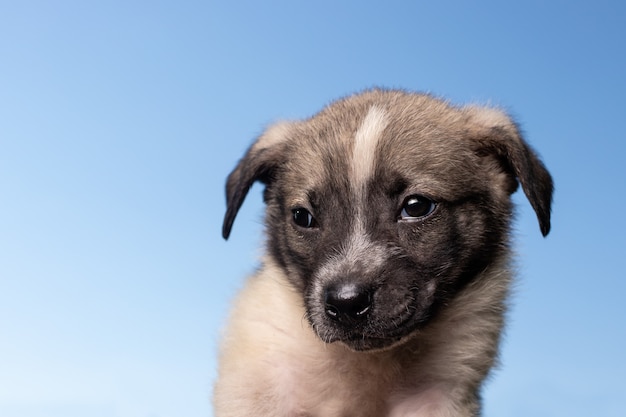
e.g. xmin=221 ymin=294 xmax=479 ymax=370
xmin=271 ymin=350 xmax=397 ymax=417
xmin=267 ymin=337 xmax=457 ymax=417
xmin=273 ymin=358 xmax=455 ymax=417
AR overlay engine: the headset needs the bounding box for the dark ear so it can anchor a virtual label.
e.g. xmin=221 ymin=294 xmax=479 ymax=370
xmin=222 ymin=122 xmax=292 ymax=240
xmin=467 ymin=107 xmax=554 ymax=236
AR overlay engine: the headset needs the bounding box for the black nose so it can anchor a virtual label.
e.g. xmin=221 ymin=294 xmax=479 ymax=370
xmin=324 ymin=283 xmax=372 ymax=322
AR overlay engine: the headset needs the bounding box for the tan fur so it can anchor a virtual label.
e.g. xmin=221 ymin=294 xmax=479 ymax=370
xmin=214 ymin=255 xmax=510 ymax=417
xmin=216 ymin=89 xmax=552 ymax=416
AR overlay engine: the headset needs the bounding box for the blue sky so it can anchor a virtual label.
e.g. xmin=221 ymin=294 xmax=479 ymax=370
xmin=1 ymin=1 xmax=625 ymax=416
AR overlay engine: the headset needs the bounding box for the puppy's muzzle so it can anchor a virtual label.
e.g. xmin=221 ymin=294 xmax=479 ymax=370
xmin=323 ymin=283 xmax=373 ymax=323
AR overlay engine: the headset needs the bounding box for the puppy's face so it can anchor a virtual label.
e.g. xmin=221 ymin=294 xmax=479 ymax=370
xmin=223 ymin=90 xmax=552 ymax=351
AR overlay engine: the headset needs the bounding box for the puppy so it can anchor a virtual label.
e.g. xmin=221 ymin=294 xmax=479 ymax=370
xmin=214 ymin=89 xmax=553 ymax=417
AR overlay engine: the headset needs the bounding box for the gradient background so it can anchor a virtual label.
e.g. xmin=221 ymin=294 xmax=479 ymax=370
xmin=1 ymin=1 xmax=624 ymax=416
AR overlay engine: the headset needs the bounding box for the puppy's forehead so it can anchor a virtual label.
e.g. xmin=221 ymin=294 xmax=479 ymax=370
xmin=281 ymin=103 xmax=389 ymax=202
xmin=283 ymin=94 xmax=477 ymax=199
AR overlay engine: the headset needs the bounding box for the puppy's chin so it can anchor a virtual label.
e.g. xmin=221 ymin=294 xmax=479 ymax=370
xmin=335 ymin=334 xmax=415 ymax=353
xmin=311 ymin=317 xmax=423 ymax=353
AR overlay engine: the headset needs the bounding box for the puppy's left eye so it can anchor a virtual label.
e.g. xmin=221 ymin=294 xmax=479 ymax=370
xmin=399 ymin=195 xmax=437 ymax=220
xmin=292 ymin=208 xmax=317 ymax=228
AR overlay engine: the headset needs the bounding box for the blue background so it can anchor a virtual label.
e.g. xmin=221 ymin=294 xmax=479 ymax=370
xmin=1 ymin=1 xmax=624 ymax=416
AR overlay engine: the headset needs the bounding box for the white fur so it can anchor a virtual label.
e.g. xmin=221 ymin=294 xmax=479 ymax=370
xmin=351 ymin=105 xmax=389 ymax=194
xmin=346 ymin=105 xmax=389 ymax=275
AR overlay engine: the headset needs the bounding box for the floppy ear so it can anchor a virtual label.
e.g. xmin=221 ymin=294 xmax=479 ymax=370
xmin=222 ymin=122 xmax=292 ymax=240
xmin=466 ymin=107 xmax=554 ymax=236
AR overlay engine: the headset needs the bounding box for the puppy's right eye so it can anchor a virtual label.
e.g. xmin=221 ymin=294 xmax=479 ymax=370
xmin=292 ymin=208 xmax=317 ymax=228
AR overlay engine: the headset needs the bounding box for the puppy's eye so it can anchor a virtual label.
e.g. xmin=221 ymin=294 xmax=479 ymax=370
xmin=292 ymin=208 xmax=317 ymax=228
xmin=399 ymin=195 xmax=436 ymax=220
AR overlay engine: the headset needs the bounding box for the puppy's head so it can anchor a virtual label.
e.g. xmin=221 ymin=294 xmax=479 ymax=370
xmin=223 ymin=89 xmax=553 ymax=351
